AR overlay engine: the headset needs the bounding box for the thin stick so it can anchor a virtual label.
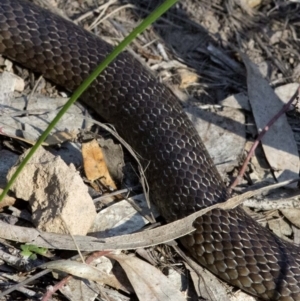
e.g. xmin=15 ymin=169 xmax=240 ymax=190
xmin=230 ymin=86 xmax=300 ymax=189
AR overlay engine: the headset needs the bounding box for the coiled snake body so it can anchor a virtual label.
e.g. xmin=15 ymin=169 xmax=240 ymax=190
xmin=1 ymin=1 xmax=300 ymax=300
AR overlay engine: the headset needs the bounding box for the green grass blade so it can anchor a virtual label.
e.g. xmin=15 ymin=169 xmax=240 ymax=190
xmin=0 ymin=0 xmax=179 ymax=202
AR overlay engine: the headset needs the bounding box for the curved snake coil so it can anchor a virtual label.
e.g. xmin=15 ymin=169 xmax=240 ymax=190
xmin=0 ymin=1 xmax=300 ymax=300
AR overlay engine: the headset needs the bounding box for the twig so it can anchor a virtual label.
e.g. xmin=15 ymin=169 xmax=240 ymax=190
xmin=0 ymin=270 xmax=50 ymax=298
xmin=0 ymin=178 xmax=297 ymax=252
xmin=230 ymin=86 xmax=300 ymax=189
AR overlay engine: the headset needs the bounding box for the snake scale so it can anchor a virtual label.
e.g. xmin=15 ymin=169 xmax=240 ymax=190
xmin=0 ymin=1 xmax=300 ymax=300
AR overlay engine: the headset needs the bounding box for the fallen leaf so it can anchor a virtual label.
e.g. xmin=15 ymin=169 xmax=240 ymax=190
xmin=184 ymin=262 xmax=230 ymax=301
xmin=242 ymin=55 xmax=299 ymax=185
xmin=0 ymin=71 xmax=24 ymax=93
xmin=44 ymin=259 xmax=125 ymax=291
xmin=185 ymin=106 xmax=245 ymax=176
xmin=275 ymin=83 xmax=299 ymax=105
xmin=178 ymin=68 xmax=198 ymax=89
xmin=268 ymin=215 xmax=292 ymax=239
xmin=82 ymin=139 xmax=117 ymax=190
xmin=90 ymin=197 xmax=152 ymax=238
xmin=98 ymin=138 xmax=124 ymax=184
xmin=59 ymin=277 xmax=98 ymax=301
xmin=0 ymin=95 xmax=93 ymax=145
xmin=280 ymin=208 xmax=300 ymax=229
xmin=0 ymin=188 xmax=16 ymax=209
xmin=109 ymin=254 xmax=186 ymax=301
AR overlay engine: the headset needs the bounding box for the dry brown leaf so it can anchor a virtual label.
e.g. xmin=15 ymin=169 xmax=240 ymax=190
xmin=0 ymin=94 xmax=93 ymax=145
xmin=44 ymin=259 xmax=125 ymax=291
xmin=1 ymin=179 xmax=293 ymax=251
xmin=0 ymin=71 xmax=24 ymax=93
xmin=82 ymin=139 xmax=117 ymax=190
xmin=184 ymin=262 xmax=230 ymax=301
xmin=275 ymin=83 xmax=299 ymax=105
xmin=241 ymin=0 xmax=262 ymax=9
xmin=98 ymin=138 xmax=124 ymax=184
xmin=0 ymin=188 xmax=16 ymax=208
xmin=185 ymin=106 xmax=245 ymax=176
xmin=90 ymin=199 xmax=150 ymax=238
xmin=268 ymin=215 xmax=292 ymax=239
xmin=137 ymin=47 xmax=162 ymax=60
xmin=59 ymin=277 xmax=98 ymax=301
xmin=242 ymin=54 xmax=299 ymax=185
xmin=292 ymin=225 xmax=300 ymax=245
xmin=178 ymin=68 xmax=198 ymax=89
xmin=109 ymin=254 xmax=186 ymax=301
xmin=280 ymin=208 xmax=300 ymax=229
xmin=44 ymin=130 xmax=77 ymax=145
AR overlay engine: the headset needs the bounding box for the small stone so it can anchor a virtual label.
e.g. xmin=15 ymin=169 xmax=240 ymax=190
xmin=7 ymin=147 xmax=96 ymax=235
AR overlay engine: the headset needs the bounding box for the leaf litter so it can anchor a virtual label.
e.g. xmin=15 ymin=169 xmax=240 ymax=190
xmin=1 ymin=0 xmax=300 ymax=300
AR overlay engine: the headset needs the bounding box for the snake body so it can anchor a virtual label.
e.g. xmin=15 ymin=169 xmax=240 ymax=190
xmin=1 ymin=1 xmax=300 ymax=300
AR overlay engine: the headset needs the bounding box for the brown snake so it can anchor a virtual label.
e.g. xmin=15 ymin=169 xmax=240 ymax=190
xmin=0 ymin=1 xmax=300 ymax=300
